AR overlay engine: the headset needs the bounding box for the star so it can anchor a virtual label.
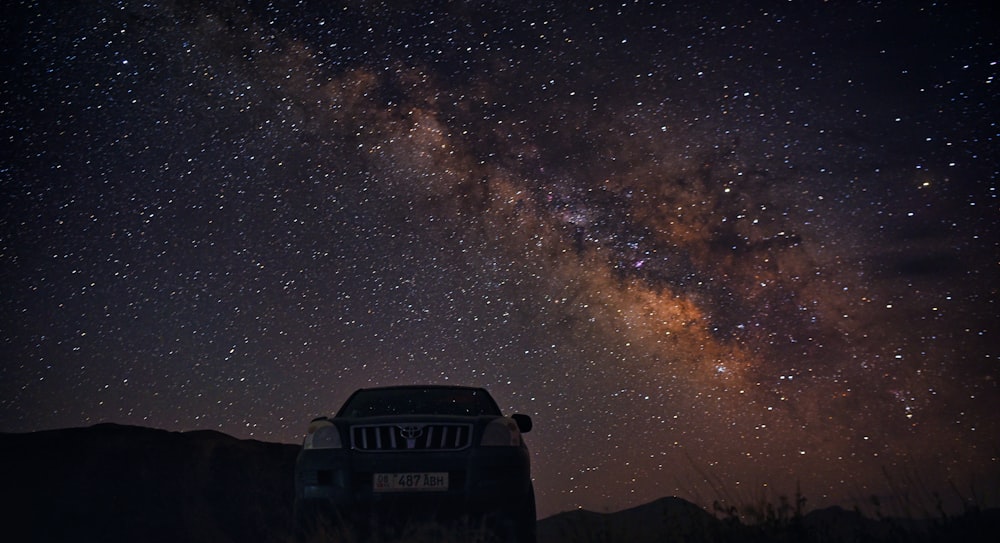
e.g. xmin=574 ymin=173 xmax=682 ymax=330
xmin=2 ymin=0 xmax=997 ymax=519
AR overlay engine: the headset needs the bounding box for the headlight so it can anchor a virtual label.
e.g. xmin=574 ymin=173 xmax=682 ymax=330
xmin=480 ymin=417 xmax=522 ymax=447
xmin=303 ymin=423 xmax=342 ymax=449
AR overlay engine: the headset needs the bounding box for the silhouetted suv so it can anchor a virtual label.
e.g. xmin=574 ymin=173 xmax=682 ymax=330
xmin=294 ymin=385 xmax=535 ymax=542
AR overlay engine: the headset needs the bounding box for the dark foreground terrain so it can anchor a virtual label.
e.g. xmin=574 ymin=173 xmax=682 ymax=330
xmin=1 ymin=424 xmax=995 ymax=542
xmin=2 ymin=423 xmax=298 ymax=543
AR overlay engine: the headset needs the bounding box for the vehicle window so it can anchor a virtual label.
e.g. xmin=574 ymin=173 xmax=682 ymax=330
xmin=338 ymin=388 xmax=502 ymax=417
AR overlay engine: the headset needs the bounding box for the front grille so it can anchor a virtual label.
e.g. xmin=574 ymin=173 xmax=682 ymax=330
xmin=351 ymin=423 xmax=473 ymax=451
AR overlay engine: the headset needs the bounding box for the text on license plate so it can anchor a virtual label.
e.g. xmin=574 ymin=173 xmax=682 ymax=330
xmin=373 ymin=472 xmax=448 ymax=492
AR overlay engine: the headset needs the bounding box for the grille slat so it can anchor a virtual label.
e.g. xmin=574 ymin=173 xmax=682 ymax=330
xmin=351 ymin=423 xmax=473 ymax=451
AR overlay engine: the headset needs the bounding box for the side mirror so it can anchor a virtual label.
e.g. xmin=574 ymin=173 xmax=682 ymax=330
xmin=511 ymin=413 xmax=532 ymax=433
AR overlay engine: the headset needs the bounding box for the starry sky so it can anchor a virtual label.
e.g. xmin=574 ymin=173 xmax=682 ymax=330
xmin=2 ymin=0 xmax=998 ymax=519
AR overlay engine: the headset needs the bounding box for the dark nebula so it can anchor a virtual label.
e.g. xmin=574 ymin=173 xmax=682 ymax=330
xmin=2 ymin=1 xmax=997 ymax=518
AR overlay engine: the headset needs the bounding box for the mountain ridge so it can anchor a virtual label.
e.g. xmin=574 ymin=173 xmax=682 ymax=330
xmin=2 ymin=423 xmax=298 ymax=543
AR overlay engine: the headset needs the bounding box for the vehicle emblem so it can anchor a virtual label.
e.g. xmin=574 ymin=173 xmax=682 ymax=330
xmin=398 ymin=425 xmax=423 ymax=448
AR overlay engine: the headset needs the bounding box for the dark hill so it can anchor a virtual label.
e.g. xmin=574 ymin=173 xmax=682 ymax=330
xmin=537 ymin=496 xmax=720 ymax=542
xmin=538 ymin=498 xmax=1000 ymax=543
xmin=1 ymin=423 xmax=299 ymax=543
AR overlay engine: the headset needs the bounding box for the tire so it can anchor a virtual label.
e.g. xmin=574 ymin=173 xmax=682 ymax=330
xmin=515 ymin=485 xmax=538 ymax=543
xmin=488 ymin=486 xmax=537 ymax=543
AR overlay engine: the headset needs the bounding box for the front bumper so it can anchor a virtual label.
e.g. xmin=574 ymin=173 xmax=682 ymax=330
xmin=294 ymin=445 xmax=531 ymax=519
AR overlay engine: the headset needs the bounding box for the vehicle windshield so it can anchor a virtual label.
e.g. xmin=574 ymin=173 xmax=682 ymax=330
xmin=337 ymin=387 xmax=502 ymax=417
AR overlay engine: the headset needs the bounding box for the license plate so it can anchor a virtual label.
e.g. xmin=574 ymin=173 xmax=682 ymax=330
xmin=373 ymin=472 xmax=448 ymax=492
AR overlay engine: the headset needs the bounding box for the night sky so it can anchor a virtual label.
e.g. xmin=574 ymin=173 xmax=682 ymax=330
xmin=2 ymin=0 xmax=998 ymax=519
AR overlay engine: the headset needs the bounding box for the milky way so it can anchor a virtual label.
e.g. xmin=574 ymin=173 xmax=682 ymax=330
xmin=2 ymin=1 xmax=998 ymax=518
